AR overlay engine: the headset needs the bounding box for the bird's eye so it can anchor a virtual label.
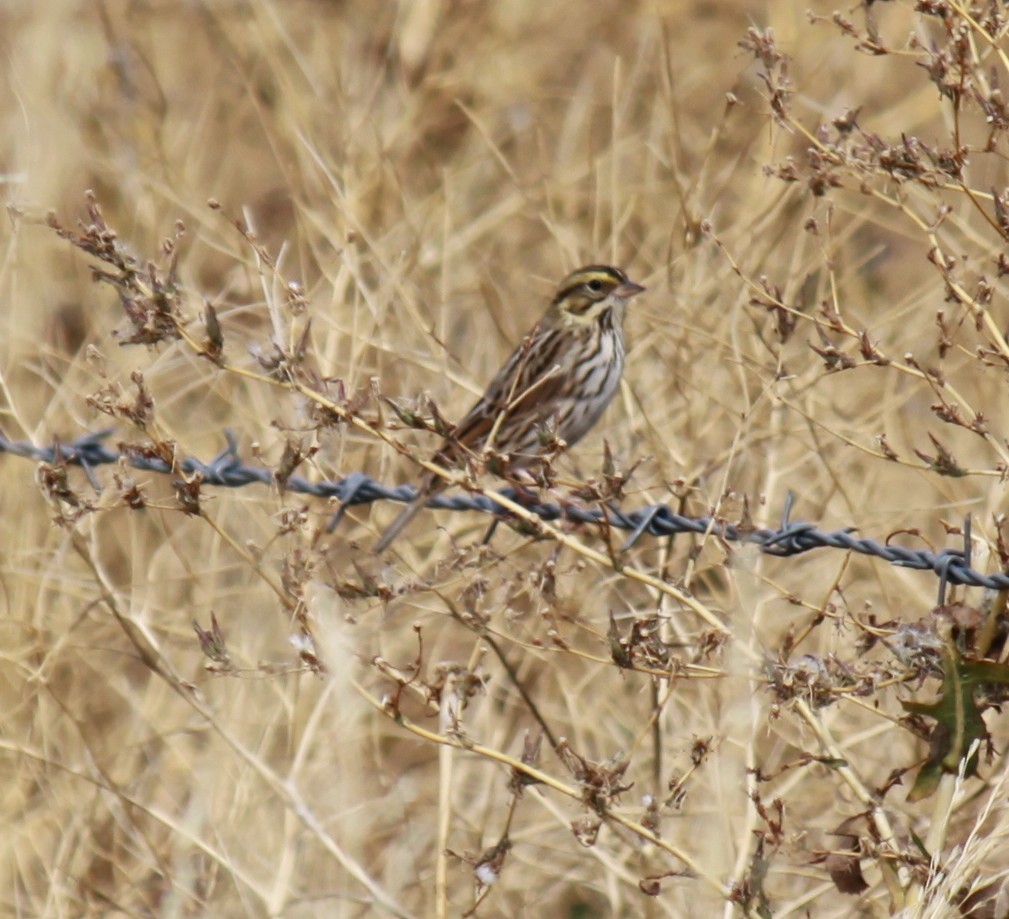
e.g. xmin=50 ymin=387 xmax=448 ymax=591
xmin=586 ymin=279 xmax=604 ymax=294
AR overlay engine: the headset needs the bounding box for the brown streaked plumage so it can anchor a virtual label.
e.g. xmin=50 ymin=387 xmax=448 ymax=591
xmin=376 ymin=265 xmax=645 ymax=551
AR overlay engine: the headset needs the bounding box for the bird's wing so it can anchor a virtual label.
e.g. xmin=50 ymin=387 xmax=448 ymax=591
xmin=448 ymin=323 xmax=569 ymax=453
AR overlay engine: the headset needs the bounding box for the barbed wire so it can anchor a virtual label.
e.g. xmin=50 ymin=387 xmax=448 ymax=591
xmin=2 ymin=429 xmax=1005 ymax=599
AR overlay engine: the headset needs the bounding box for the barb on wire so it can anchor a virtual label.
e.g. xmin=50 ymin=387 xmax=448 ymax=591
xmin=3 ymin=429 xmax=1007 ymax=592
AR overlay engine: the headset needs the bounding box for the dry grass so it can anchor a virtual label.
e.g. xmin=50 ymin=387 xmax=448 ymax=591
xmin=4 ymin=1 xmax=1009 ymax=916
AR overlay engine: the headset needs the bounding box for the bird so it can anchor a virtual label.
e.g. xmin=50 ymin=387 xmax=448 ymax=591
xmin=376 ymin=265 xmax=645 ymax=551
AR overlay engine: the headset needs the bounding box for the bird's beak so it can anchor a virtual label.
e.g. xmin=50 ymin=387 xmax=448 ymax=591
xmin=613 ymin=280 xmax=645 ymax=299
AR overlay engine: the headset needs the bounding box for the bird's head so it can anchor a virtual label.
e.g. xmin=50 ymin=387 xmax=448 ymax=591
xmin=549 ymin=265 xmax=645 ymax=326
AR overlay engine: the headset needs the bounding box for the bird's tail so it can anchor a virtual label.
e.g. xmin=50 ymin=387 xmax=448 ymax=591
xmin=376 ymin=483 xmax=437 ymax=552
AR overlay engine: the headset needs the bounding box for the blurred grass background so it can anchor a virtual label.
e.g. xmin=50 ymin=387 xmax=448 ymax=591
xmin=4 ymin=1 xmax=1009 ymax=916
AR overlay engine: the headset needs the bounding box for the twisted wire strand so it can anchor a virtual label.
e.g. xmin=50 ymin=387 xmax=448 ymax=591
xmin=2 ymin=429 xmax=1005 ymax=593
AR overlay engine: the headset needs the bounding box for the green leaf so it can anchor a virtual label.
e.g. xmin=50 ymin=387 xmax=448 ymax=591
xmin=901 ymin=648 xmax=1009 ymax=801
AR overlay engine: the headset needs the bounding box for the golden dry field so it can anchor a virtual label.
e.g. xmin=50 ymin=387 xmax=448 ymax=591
xmin=5 ymin=1 xmax=1009 ymax=916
